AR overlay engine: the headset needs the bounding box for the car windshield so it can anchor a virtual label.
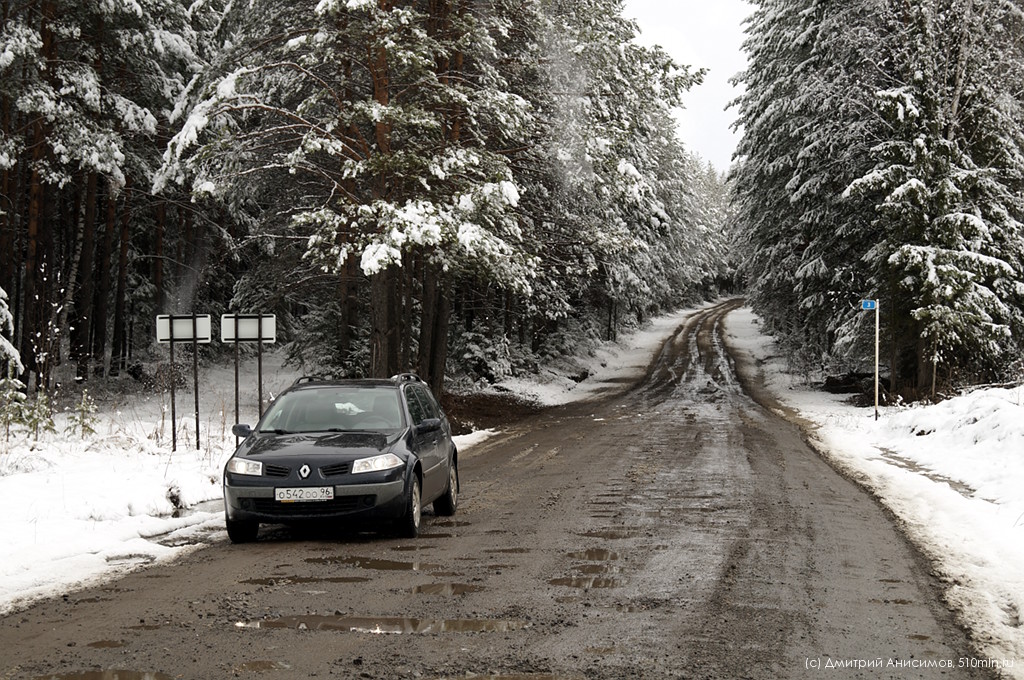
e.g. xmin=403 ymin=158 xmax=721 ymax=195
xmin=258 ymin=386 xmax=404 ymax=434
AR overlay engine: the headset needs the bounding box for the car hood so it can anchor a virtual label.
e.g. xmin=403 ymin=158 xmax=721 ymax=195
xmin=239 ymin=430 xmax=404 ymax=459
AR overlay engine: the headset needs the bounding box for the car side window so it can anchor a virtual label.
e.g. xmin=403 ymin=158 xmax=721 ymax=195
xmin=420 ymin=386 xmax=443 ymax=418
xmin=411 ymin=385 xmax=439 ymax=420
xmin=405 ymin=386 xmax=428 ymax=425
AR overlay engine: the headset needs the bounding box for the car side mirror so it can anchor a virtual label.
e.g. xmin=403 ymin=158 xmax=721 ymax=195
xmin=232 ymin=424 xmax=253 ymax=438
xmin=415 ymin=418 xmax=441 ymax=434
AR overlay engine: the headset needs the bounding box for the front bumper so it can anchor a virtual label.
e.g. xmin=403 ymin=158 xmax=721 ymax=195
xmin=224 ymin=479 xmax=406 ymax=524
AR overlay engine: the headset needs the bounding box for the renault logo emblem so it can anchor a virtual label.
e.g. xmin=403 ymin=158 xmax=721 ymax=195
xmin=299 ymin=464 xmax=311 ymax=479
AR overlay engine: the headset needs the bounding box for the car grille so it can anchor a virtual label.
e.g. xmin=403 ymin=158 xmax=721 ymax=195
xmin=320 ymin=462 xmax=352 ymax=477
xmin=265 ymin=464 xmax=290 ymax=478
xmin=247 ymin=495 xmax=376 ymax=517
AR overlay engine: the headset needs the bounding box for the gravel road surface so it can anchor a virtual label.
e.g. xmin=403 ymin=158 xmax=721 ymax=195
xmin=0 ymin=300 xmax=992 ymax=679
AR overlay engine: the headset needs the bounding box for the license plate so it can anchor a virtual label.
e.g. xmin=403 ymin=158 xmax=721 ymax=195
xmin=275 ymin=487 xmax=334 ymax=503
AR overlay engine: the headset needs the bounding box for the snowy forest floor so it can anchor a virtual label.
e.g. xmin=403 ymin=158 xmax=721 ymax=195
xmin=0 ymin=301 xmax=1021 ymax=676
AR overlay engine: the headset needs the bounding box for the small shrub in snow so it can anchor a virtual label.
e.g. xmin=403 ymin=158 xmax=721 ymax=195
xmin=0 ymin=375 xmax=27 ymax=443
xmin=22 ymin=393 xmax=56 ymax=441
xmin=65 ymin=389 xmax=98 ymax=438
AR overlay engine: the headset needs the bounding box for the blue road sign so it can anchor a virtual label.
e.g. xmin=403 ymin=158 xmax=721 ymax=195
xmin=861 ymin=300 xmax=877 ymax=311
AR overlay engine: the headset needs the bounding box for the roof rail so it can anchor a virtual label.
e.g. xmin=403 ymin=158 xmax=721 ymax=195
xmin=390 ymin=372 xmax=423 ymax=383
xmin=293 ymin=376 xmax=325 ymax=385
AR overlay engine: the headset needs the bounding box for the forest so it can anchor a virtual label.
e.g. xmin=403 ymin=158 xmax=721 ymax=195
xmin=6 ymin=0 xmax=1020 ymax=414
xmin=0 ymin=0 xmax=733 ymax=403
xmin=733 ymin=0 xmax=1024 ymax=398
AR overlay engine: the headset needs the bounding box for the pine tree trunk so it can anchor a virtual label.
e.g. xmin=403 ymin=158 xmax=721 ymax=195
xmin=427 ymin=285 xmax=450 ymax=398
xmin=154 ymin=200 xmax=166 ymax=314
xmin=91 ymin=188 xmax=116 ymax=376
xmin=20 ymin=128 xmax=44 ymax=386
xmin=110 ymin=194 xmax=131 ymax=376
xmin=418 ymin=265 xmax=438 ymax=379
xmin=56 ymin=176 xmax=85 ymax=378
xmin=367 ymin=0 xmax=396 ymax=377
xmin=0 ymin=61 xmax=11 ymax=301
xmin=370 ymin=267 xmax=400 ymax=378
xmin=19 ymin=0 xmax=57 ymax=387
xmin=72 ymin=173 xmax=98 ymax=380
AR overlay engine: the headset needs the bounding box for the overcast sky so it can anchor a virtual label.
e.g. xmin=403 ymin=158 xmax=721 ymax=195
xmin=621 ymin=0 xmax=752 ymax=172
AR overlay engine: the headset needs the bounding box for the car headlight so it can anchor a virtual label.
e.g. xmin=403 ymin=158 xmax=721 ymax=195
xmin=226 ymin=458 xmax=263 ymax=476
xmin=352 ymin=453 xmax=403 ymax=474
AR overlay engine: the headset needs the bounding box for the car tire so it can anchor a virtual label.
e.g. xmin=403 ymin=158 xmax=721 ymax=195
xmin=226 ymin=517 xmax=258 ymax=543
xmin=433 ymin=459 xmax=458 ymax=516
xmin=397 ymin=476 xmax=421 ymax=538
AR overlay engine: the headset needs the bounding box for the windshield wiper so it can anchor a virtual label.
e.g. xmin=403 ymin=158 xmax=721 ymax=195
xmin=259 ymin=428 xmax=294 ymax=435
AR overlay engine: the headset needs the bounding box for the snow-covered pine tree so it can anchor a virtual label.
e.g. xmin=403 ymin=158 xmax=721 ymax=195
xmin=0 ymin=0 xmax=199 ymax=385
xmin=158 ymin=0 xmax=537 ymax=389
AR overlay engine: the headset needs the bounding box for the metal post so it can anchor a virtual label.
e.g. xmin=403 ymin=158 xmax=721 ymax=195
xmin=169 ymin=321 xmax=177 ymax=452
xmin=874 ymin=301 xmax=880 ymax=421
xmin=257 ymin=314 xmax=264 ymax=418
xmin=234 ymin=332 xmax=240 ymax=443
xmin=192 ymin=314 xmax=201 ymax=450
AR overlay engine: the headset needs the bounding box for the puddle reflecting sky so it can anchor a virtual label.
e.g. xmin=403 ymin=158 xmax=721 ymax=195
xmin=237 ymin=615 xmax=527 ymax=634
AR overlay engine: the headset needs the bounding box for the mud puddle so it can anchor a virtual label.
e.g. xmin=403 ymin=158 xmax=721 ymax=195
xmin=427 ymin=675 xmax=585 ymax=680
xmin=577 ymin=529 xmax=644 ymax=540
xmin=412 ymin=583 xmax=484 ymax=596
xmin=171 ymin=498 xmax=221 ymax=518
xmin=241 ymin=575 xmax=371 ymax=586
xmin=306 ymin=555 xmax=440 ymax=571
xmin=566 ymin=548 xmax=619 ymax=561
xmin=86 ymin=640 xmax=124 ymax=649
xmin=549 ymin=576 xmax=620 ymax=589
xmin=33 ymin=672 xmax=171 ymax=680
xmin=236 ymin=615 xmax=528 ymax=634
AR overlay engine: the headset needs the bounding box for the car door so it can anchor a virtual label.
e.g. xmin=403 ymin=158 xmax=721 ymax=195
xmin=405 ymin=385 xmax=445 ymax=501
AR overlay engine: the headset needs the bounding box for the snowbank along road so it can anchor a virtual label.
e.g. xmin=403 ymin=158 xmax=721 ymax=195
xmin=0 ymin=300 xmax=995 ymax=679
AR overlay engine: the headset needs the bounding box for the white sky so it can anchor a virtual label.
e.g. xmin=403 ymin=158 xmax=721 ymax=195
xmin=621 ymin=0 xmax=752 ymax=171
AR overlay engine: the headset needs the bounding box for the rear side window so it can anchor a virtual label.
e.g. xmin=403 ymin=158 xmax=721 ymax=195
xmin=409 ymin=385 xmax=439 ymax=421
xmin=405 ymin=387 xmax=429 ymax=425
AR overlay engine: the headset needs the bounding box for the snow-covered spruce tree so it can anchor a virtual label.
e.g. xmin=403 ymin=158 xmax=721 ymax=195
xmin=844 ymin=0 xmax=1024 ymax=393
xmin=516 ymin=0 xmax=706 ymax=351
xmin=736 ymin=0 xmax=1024 ymax=393
xmin=0 ymin=0 xmax=200 ymax=385
xmin=0 ymin=285 xmax=21 ymax=375
xmin=779 ymin=0 xmax=894 ymax=377
xmin=157 ymin=0 xmax=537 ymax=391
xmin=732 ymin=0 xmax=824 ymax=373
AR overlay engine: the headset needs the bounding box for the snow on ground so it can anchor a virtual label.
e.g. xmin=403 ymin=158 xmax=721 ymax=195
xmin=1 ymin=302 xmax=1022 ymax=677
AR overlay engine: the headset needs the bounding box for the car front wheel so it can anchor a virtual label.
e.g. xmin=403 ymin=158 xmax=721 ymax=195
xmin=397 ymin=476 xmax=421 ymax=538
xmin=226 ymin=517 xmax=258 ymax=543
xmin=433 ymin=460 xmax=458 ymax=516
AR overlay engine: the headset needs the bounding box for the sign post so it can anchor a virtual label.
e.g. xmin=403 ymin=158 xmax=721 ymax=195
xmin=156 ymin=314 xmax=212 ymax=450
xmin=221 ymin=314 xmax=276 ymax=434
xmin=861 ymin=300 xmax=879 ymax=420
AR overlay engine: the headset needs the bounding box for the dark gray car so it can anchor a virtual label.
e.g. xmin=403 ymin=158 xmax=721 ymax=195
xmin=223 ymin=374 xmax=458 ymax=542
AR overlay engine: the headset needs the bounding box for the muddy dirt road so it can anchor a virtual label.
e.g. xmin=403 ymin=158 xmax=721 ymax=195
xmin=0 ymin=300 xmax=992 ymax=679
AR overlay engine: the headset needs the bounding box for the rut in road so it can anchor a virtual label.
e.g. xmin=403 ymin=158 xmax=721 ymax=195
xmin=0 ymin=300 xmax=991 ymax=680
